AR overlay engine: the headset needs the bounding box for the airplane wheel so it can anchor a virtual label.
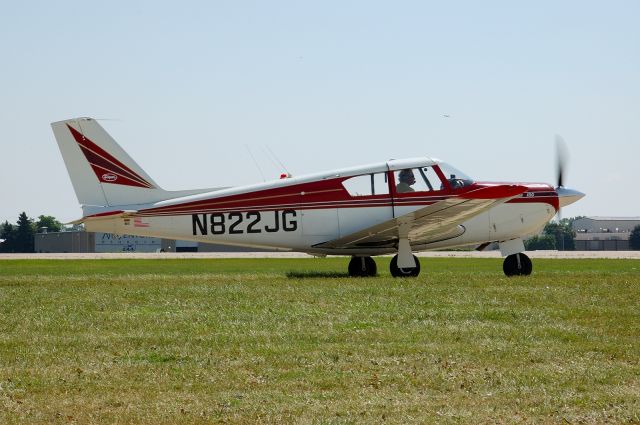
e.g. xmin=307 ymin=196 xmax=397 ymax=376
xmin=348 ymin=256 xmax=377 ymax=277
xmin=390 ymin=255 xmax=420 ymax=278
xmin=503 ymin=253 xmax=532 ymax=276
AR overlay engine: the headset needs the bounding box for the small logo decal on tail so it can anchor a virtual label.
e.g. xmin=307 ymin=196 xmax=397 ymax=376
xmin=102 ymin=173 xmax=118 ymax=182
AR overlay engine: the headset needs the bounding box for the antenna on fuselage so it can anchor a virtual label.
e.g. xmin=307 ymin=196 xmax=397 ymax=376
xmin=263 ymin=147 xmax=281 ymax=172
xmin=266 ymin=145 xmax=292 ymax=178
xmin=244 ymin=144 xmax=266 ymax=182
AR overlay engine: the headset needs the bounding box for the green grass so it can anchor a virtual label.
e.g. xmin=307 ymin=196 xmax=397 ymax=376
xmin=0 ymin=258 xmax=639 ymax=424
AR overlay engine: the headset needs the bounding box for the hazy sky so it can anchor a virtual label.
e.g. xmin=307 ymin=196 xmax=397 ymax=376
xmin=1 ymin=1 xmax=638 ymax=224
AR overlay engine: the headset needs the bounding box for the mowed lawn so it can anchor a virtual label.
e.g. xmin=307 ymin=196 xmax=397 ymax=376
xmin=0 ymin=258 xmax=639 ymax=424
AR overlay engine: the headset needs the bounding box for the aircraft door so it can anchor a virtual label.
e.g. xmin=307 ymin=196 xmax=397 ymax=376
xmin=337 ymin=170 xmax=393 ymax=237
xmin=301 ymin=208 xmax=339 ymax=237
xmin=300 ymin=185 xmax=340 ymax=241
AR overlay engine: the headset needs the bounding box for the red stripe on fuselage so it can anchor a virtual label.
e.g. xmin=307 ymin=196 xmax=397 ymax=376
xmin=143 ymin=181 xmax=349 ymax=215
xmin=135 ymin=201 xmax=401 ymax=217
xmin=133 ymin=179 xmax=557 ymax=218
xmin=507 ymin=196 xmax=559 ymax=210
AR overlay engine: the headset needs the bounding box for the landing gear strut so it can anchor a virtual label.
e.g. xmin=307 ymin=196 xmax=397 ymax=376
xmin=348 ymin=256 xmax=377 ymax=277
xmin=503 ymin=253 xmax=532 ymax=276
xmin=390 ymin=254 xmax=421 ymax=277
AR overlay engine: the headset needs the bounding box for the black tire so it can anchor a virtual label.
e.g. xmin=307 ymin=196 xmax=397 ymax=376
xmin=503 ymin=253 xmax=532 ymax=276
xmin=390 ymin=254 xmax=420 ymax=278
xmin=348 ymin=256 xmax=377 ymax=277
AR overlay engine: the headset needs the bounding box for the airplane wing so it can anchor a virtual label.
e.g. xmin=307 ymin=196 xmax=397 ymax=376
xmin=314 ymin=184 xmax=528 ymax=249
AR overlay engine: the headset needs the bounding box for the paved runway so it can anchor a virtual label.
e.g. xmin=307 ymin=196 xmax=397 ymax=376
xmin=1 ymin=251 xmax=639 ymax=260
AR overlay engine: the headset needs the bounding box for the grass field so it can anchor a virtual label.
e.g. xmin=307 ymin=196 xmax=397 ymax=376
xmin=0 ymin=257 xmax=639 ymax=424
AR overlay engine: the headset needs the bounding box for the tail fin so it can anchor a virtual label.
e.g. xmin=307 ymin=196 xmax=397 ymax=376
xmin=52 ymin=117 xmax=217 ymax=210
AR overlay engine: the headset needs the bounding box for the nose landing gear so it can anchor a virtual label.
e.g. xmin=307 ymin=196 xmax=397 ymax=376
xmin=503 ymin=253 xmax=532 ymax=276
xmin=390 ymin=254 xmax=421 ymax=277
xmin=499 ymin=239 xmax=532 ymax=277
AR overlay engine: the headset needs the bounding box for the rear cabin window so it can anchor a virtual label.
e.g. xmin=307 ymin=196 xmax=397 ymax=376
xmin=342 ymin=173 xmax=389 ymax=197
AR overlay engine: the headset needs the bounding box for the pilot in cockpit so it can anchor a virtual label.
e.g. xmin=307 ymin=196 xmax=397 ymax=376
xmin=396 ymin=169 xmax=416 ymax=193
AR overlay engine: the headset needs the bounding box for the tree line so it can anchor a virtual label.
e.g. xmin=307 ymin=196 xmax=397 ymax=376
xmin=0 ymin=213 xmax=63 ymax=253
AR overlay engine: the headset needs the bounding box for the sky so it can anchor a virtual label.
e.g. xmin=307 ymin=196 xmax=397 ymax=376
xmin=1 ymin=1 xmax=639 ymax=224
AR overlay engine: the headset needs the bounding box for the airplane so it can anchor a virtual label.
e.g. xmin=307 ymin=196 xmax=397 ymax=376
xmin=51 ymin=117 xmax=584 ymax=277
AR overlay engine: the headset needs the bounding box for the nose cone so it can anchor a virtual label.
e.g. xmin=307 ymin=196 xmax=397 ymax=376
xmin=557 ymin=187 xmax=585 ymax=208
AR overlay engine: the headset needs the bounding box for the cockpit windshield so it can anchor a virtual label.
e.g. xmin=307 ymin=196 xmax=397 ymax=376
xmin=437 ymin=162 xmax=474 ymax=189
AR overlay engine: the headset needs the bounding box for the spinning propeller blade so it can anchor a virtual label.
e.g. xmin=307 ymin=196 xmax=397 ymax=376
xmin=554 ymin=135 xmax=581 ymax=222
xmin=555 ymin=135 xmax=568 ymax=188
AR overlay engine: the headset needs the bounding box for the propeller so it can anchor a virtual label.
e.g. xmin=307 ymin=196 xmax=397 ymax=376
xmin=554 ymin=135 xmax=569 ymax=222
xmin=555 ymin=134 xmax=568 ymax=188
xmin=552 ymin=135 xmax=585 ymax=225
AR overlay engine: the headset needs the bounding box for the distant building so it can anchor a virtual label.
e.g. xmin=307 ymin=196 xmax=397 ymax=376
xmin=34 ymin=230 xmax=273 ymax=253
xmin=572 ymin=217 xmax=640 ymax=251
xmin=35 ymin=231 xmax=175 ymax=253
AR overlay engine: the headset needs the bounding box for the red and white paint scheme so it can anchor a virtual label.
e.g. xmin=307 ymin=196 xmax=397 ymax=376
xmin=52 ymin=117 xmax=584 ymax=277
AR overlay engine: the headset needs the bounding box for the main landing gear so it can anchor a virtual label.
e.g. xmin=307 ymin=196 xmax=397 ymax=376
xmin=347 ymin=255 xmax=422 ymax=277
xmin=503 ymin=253 xmax=532 ymax=276
xmin=348 ymin=256 xmax=377 ymax=277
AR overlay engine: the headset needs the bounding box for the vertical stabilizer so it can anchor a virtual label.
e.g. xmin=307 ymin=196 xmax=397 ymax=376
xmin=51 ymin=117 xmax=164 ymax=207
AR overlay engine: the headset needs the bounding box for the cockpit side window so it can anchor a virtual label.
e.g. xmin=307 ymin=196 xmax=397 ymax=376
xmin=394 ymin=166 xmax=444 ymax=194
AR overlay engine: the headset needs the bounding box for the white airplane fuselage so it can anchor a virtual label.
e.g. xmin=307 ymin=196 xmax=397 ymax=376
xmin=81 ymin=159 xmax=559 ymax=256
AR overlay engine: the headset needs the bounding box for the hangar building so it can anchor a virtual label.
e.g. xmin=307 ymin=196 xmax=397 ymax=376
xmin=572 ymin=217 xmax=640 ymax=251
